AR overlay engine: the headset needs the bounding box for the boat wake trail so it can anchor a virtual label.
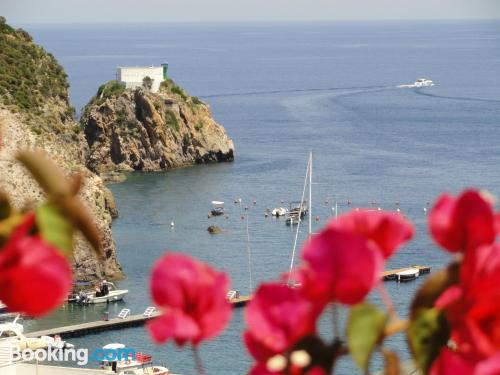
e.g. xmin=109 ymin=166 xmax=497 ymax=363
xmin=200 ymin=85 xmax=387 ymax=99
xmin=413 ymin=89 xmax=500 ymax=104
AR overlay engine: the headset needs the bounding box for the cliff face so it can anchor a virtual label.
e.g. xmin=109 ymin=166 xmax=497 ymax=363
xmin=81 ymin=79 xmax=234 ymax=173
xmin=0 ymin=18 xmax=123 ymax=281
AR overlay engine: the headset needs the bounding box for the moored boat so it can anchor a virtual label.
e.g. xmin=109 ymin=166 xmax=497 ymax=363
xmin=271 ymin=207 xmax=288 ymax=217
xmin=99 ymin=343 xmax=177 ymax=374
xmin=210 ymin=201 xmax=225 ymax=216
xmin=71 ymin=281 xmax=128 ymax=304
xmin=396 ymin=268 xmax=420 ymax=282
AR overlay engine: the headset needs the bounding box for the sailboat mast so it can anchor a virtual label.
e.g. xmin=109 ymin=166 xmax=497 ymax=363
xmin=308 ymin=151 xmax=312 ymax=236
xmin=287 ymin=155 xmax=310 ymax=285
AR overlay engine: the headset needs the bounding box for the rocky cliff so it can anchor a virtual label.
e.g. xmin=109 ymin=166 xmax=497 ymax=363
xmin=81 ymin=79 xmax=234 ymax=174
xmin=0 ymin=17 xmax=123 ymax=281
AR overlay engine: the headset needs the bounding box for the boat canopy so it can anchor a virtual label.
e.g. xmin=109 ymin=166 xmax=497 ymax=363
xmin=103 ymin=343 xmax=126 ymax=350
xmin=211 ymin=201 xmax=224 ymax=206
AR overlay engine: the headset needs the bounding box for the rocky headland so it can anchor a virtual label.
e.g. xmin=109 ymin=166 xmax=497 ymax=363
xmin=81 ymin=79 xmax=234 ymax=174
xmin=0 ymin=17 xmax=235 ymax=281
xmin=0 ymin=18 xmax=123 ymax=281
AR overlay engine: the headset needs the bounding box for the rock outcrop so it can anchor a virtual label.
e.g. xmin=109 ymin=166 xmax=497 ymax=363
xmin=81 ymin=79 xmax=234 ymax=173
xmin=0 ymin=18 xmax=123 ymax=281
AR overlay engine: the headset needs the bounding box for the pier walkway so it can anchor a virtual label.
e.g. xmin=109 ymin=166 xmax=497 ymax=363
xmin=26 ymin=267 xmax=428 ymax=339
xmin=382 ymin=265 xmax=431 ymax=280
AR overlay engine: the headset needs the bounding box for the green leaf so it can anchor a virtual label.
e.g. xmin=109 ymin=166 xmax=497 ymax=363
xmin=410 ymin=263 xmax=460 ymax=319
xmin=347 ymin=303 xmax=388 ymax=373
xmin=36 ymin=203 xmax=74 ymax=257
xmin=407 ymin=307 xmax=449 ymax=374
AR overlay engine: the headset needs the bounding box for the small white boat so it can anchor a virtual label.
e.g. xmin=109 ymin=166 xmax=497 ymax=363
xmin=99 ymin=343 xmax=176 ymax=375
xmin=271 ymin=207 xmax=288 ymax=217
xmin=414 ymin=78 xmax=434 ymax=87
xmin=74 ymin=282 xmax=128 ymax=304
xmin=0 ymin=301 xmax=7 ymax=314
xmin=396 ymin=268 xmax=420 ymax=282
xmin=210 ymin=201 xmax=225 ymax=216
xmin=226 ymin=290 xmax=240 ymax=301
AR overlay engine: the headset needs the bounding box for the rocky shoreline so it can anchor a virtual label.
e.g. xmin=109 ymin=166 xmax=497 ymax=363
xmin=0 ymin=18 xmax=234 ymax=281
xmin=81 ymin=79 xmax=234 ymax=175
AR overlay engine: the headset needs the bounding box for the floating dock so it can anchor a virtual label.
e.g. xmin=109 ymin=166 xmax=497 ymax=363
xmin=382 ymin=265 xmax=431 ymax=281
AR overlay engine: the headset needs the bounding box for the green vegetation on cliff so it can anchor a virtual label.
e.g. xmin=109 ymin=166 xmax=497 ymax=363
xmin=0 ymin=17 xmax=76 ymax=134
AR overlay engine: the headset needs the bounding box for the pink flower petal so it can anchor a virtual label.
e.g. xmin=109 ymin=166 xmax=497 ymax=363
xmin=429 ymin=191 xmax=495 ymax=253
xmin=146 ymin=309 xmax=200 ymax=345
xmin=329 ymin=210 xmax=414 ymax=258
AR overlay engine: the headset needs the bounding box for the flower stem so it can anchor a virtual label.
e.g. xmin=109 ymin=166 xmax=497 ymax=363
xmin=378 ymin=284 xmax=397 ymax=320
xmin=192 ymin=345 xmax=206 ymax=375
xmin=384 ymin=318 xmax=409 ymax=336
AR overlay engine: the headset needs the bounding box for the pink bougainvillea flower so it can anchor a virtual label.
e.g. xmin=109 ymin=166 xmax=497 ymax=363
xmin=430 ymin=348 xmax=476 ymax=375
xmin=0 ymin=214 xmax=72 ymax=317
xmin=147 ymin=252 xmax=232 ymax=346
xmin=429 ymin=190 xmax=496 ymax=253
xmin=244 ymin=283 xmax=319 ymax=366
xmin=328 ymin=210 xmax=414 ymax=259
xmin=430 ymin=349 xmax=500 ymax=375
xmin=298 ymin=210 xmax=412 ymax=306
xmin=436 ymin=243 xmax=500 ymax=361
xmin=299 ymin=229 xmax=383 ymax=306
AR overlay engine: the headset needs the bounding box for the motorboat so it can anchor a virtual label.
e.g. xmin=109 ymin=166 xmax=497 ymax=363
xmin=99 ymin=343 xmax=175 ymax=375
xmin=0 ymin=318 xmax=72 ymax=351
xmin=271 ymin=207 xmax=288 ymax=217
xmin=414 ymin=78 xmax=434 ymax=87
xmin=0 ymin=301 xmax=7 ymax=314
xmin=396 ymin=268 xmax=420 ymax=282
xmin=72 ymin=282 xmax=128 ymax=304
xmin=210 ymin=201 xmax=225 ymax=216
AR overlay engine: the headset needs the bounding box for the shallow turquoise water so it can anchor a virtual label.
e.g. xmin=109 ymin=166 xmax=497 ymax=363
xmin=20 ymin=20 xmax=500 ymax=374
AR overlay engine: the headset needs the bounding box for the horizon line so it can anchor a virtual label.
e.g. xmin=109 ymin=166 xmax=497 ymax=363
xmin=7 ymin=17 xmax=500 ymax=27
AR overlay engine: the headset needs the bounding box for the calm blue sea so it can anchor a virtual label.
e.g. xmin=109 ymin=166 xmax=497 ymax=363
xmin=18 ymin=21 xmax=500 ymax=374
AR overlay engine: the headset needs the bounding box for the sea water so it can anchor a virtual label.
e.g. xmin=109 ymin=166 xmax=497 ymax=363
xmin=18 ymin=21 xmax=500 ymax=374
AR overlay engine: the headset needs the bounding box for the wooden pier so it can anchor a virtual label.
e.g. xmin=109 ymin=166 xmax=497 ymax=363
xmin=25 ymin=267 xmax=429 ymax=340
xmin=382 ymin=265 xmax=431 ymax=281
xmin=26 ymin=297 xmax=251 ymax=339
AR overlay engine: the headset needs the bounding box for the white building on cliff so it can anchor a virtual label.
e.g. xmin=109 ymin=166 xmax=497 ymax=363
xmin=116 ymin=63 xmax=168 ymax=93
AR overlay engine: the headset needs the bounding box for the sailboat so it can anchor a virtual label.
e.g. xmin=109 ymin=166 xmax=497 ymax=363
xmin=287 ymin=152 xmax=313 ymax=286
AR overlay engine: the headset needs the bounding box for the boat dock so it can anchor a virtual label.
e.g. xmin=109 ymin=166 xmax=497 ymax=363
xmin=26 ymin=296 xmax=251 ymax=339
xmin=25 ymin=267 xmax=429 ymax=340
xmin=382 ymin=265 xmax=431 ymax=281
